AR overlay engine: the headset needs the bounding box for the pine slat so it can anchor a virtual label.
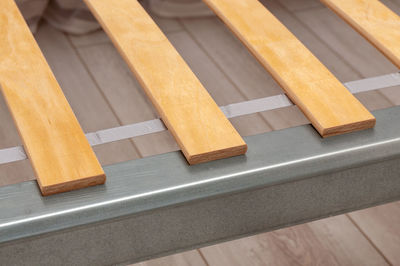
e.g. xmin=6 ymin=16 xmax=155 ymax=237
xmin=84 ymin=0 xmax=247 ymax=164
xmin=203 ymin=0 xmax=376 ymax=137
xmin=0 ymin=0 xmax=105 ymax=195
xmin=322 ymin=0 xmax=400 ymax=69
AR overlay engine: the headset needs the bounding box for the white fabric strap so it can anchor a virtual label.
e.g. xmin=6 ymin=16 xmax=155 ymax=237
xmin=1 ymin=72 xmax=399 ymax=165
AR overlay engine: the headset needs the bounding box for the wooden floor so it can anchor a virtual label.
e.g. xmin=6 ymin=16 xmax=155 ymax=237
xmin=0 ymin=0 xmax=399 ymax=264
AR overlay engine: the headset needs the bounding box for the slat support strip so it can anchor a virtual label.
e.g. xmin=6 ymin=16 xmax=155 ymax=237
xmin=1 ymin=72 xmax=398 ymax=166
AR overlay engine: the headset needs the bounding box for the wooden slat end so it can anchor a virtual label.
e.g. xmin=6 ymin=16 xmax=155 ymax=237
xmin=320 ymin=117 xmax=376 ymax=138
xmin=39 ymin=173 xmax=106 ymax=196
xmin=187 ymin=143 xmax=248 ymax=165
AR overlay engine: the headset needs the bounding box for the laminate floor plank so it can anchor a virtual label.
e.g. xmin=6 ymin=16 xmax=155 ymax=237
xmin=180 ymin=17 xmax=283 ymax=100
xmin=68 ymin=30 xmax=110 ymax=48
xmin=278 ymin=0 xmax=322 ymax=12
xmin=349 ymin=202 xmax=400 ymax=265
xmin=295 ymin=4 xmax=399 ymax=78
xmin=200 ymin=215 xmax=388 ymax=266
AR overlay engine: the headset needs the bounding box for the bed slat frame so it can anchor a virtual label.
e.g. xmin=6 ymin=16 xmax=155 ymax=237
xmin=1 ymin=0 xmax=399 ymax=196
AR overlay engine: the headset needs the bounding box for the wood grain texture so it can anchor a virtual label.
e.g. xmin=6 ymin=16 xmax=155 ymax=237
xmin=349 ymin=202 xmax=400 ymax=265
xmin=0 ymin=0 xmax=105 ymax=195
xmin=36 ymin=23 xmax=141 ymax=167
xmin=84 ymin=0 xmax=246 ymax=165
xmin=200 ymin=215 xmax=388 ymax=266
xmin=293 ymin=3 xmax=396 ymax=109
xmin=75 ymin=42 xmax=180 ymax=158
xmin=180 ymin=16 xmax=309 ymax=132
xmin=69 ymin=2 xmax=183 ymax=48
xmin=72 ymin=32 xmax=269 ymax=158
xmin=203 ymin=0 xmax=376 ymax=137
xmin=0 ymin=1 xmax=398 ymax=264
xmin=321 ymin=0 xmax=400 ymax=68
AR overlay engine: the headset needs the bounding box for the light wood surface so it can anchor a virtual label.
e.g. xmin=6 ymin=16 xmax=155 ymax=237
xmin=350 ymin=202 xmax=400 ymax=265
xmin=36 ymin=24 xmax=141 ymax=166
xmin=1 ymin=0 xmax=400 ymax=264
xmin=0 ymin=0 xmax=105 ymax=195
xmin=293 ymin=1 xmax=396 ymax=109
xmin=203 ymin=0 xmax=375 ymax=137
xmin=321 ymin=0 xmax=400 ymax=69
xmin=200 ymin=215 xmax=388 ymax=266
xmin=84 ymin=0 xmax=247 ymax=164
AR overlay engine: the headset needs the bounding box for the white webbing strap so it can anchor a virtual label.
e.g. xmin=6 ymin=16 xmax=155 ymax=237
xmin=1 ymin=72 xmax=399 ymax=165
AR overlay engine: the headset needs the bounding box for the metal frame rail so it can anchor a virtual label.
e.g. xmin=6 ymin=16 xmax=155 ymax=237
xmin=1 ymin=105 xmax=400 ymax=265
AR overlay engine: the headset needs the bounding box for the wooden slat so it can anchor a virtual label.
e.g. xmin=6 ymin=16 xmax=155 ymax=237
xmin=321 ymin=0 xmax=400 ymax=69
xmin=0 ymin=0 xmax=105 ymax=196
xmin=203 ymin=0 xmax=376 ymax=137
xmin=83 ymin=0 xmax=247 ymax=164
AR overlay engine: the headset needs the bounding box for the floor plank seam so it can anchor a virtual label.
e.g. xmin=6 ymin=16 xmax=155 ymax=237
xmin=346 ymin=214 xmax=393 ymax=266
xmin=281 ymin=2 xmax=365 ymax=79
xmin=177 ymin=18 xmax=275 ymax=130
xmin=197 ymin=249 xmax=211 ymax=266
xmin=67 ymin=35 xmax=110 ymax=48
